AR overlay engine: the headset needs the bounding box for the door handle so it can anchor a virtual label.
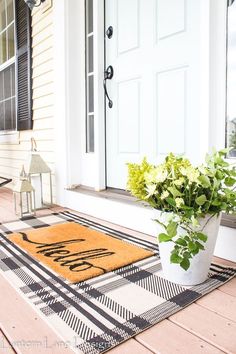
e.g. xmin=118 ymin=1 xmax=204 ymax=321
xmin=103 ymin=65 xmax=114 ymax=108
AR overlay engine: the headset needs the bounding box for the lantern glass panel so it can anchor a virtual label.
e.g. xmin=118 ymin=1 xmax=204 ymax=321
xmin=28 ymin=172 xmax=52 ymax=209
xmin=14 ymin=191 xmax=35 ymax=217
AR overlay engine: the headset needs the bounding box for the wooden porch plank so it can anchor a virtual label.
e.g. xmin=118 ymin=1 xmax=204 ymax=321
xmin=0 ymin=207 xmax=17 ymax=223
xmin=0 ymin=274 xmax=75 ymax=354
xmin=219 ymin=277 xmax=236 ymax=297
xmin=135 ymin=319 xmax=224 ymax=354
xmin=108 ymin=339 xmax=153 ymax=354
xmin=196 ymin=289 xmax=236 ymax=322
xmin=0 ymin=329 xmax=16 ymax=354
xmin=170 ymin=303 xmax=236 ymax=353
xmin=213 ymin=256 xmax=236 ymax=268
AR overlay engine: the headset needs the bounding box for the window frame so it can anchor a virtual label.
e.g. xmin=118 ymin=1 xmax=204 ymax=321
xmin=15 ymin=0 xmax=33 ymax=132
xmin=0 ymin=0 xmax=32 ymax=139
xmin=85 ymin=0 xmax=95 ymax=153
xmin=0 ymin=0 xmax=17 ymax=135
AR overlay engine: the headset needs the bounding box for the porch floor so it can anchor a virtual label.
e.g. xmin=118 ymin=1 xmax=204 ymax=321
xmin=0 ymin=188 xmax=235 ymax=354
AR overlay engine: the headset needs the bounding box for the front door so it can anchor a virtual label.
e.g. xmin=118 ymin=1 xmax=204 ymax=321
xmin=105 ymin=0 xmax=204 ymax=189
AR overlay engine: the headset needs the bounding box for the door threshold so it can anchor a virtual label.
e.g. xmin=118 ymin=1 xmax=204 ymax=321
xmin=68 ymin=185 xmax=147 ymax=207
xmin=68 ymin=186 xmax=236 ymax=229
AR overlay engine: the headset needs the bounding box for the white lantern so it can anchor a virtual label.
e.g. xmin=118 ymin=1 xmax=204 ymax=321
xmin=25 ymin=138 xmax=53 ymax=209
xmin=13 ymin=166 xmax=36 ymax=218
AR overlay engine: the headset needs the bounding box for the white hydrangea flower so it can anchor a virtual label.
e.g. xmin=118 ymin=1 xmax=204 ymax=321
xmin=145 ymin=184 xmax=156 ymax=198
xmin=179 ymin=167 xmax=187 ymax=176
xmin=198 ymin=165 xmax=208 ymax=174
xmin=163 ymin=212 xmax=180 ymax=223
xmin=180 ymin=166 xmax=199 ymax=184
xmin=174 ymin=177 xmax=185 ymax=186
xmin=160 ymin=190 xmax=169 ymax=200
xmin=175 ymin=197 xmax=185 ymax=208
xmin=145 ymin=166 xmax=168 ymax=184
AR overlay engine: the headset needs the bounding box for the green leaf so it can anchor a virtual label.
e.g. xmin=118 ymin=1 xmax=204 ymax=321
xmin=220 ymin=202 xmax=227 ymax=210
xmin=168 ymin=186 xmax=183 ymax=198
xmin=213 ymin=178 xmax=221 ymax=189
xmin=215 ymin=170 xmax=223 ymax=180
xmin=183 ymin=251 xmax=191 ymax=259
xmin=196 ymin=194 xmax=207 ymax=206
xmin=181 ymin=205 xmax=193 ymax=211
xmin=180 ymin=258 xmax=190 ymax=270
xmin=211 ymin=199 xmax=221 ymax=206
xmin=153 ymin=219 xmax=167 ymax=230
xmin=215 ymin=157 xmax=229 ymax=167
xmin=196 ymin=232 xmax=208 ymax=242
xmin=175 ymin=238 xmax=187 ymax=246
xmin=218 ymin=148 xmax=229 ymax=155
xmin=166 ymin=197 xmax=176 ymax=207
xmin=184 ymin=236 xmax=191 ymax=242
xmin=196 ymin=241 xmax=205 ymax=250
xmin=225 ymin=177 xmax=236 ymax=187
xmin=170 ymin=253 xmax=182 ymax=264
xmin=188 ymin=241 xmax=197 ymax=251
xmin=198 ymin=175 xmax=211 ymax=188
xmin=192 ymin=248 xmax=200 ymax=256
xmin=166 ymin=221 xmax=178 ymax=238
xmin=158 ymin=233 xmax=172 ymax=242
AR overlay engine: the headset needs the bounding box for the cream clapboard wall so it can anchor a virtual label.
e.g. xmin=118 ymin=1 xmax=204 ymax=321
xmin=0 ymin=2 xmax=55 ymax=202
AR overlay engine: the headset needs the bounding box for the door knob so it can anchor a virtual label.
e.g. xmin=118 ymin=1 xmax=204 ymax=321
xmin=106 ymin=26 xmax=113 ymax=39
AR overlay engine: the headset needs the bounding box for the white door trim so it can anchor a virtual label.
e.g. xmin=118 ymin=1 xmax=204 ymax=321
xmin=53 ymin=0 xmax=106 ymax=208
xmin=53 ymin=0 xmax=68 ymax=206
xmin=93 ymin=0 xmax=106 ymax=191
xmin=208 ymin=0 xmax=227 ymax=150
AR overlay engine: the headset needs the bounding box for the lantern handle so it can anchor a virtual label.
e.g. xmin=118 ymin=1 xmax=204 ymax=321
xmin=31 ymin=137 xmax=37 ymax=152
xmin=20 ymin=165 xmax=27 ymax=179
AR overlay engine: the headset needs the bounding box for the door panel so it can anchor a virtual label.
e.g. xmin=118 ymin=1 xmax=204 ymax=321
xmin=117 ymin=0 xmax=139 ymax=53
xmin=106 ymin=0 xmax=202 ymax=189
xmin=117 ymin=80 xmax=140 ymax=153
xmin=157 ymin=0 xmax=186 ymax=39
xmin=157 ymin=68 xmax=187 ymax=154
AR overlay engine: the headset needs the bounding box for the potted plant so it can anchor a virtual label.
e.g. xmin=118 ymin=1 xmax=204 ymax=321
xmin=127 ymin=149 xmax=236 ymax=285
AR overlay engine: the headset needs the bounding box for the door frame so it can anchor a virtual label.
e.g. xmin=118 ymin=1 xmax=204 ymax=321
xmin=54 ymin=0 xmax=227 ymax=207
xmin=53 ymin=0 xmax=106 ymax=204
xmin=92 ymin=0 xmax=106 ymax=191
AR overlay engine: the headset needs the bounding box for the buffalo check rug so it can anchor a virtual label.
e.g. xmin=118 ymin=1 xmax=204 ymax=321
xmin=0 ymin=211 xmax=235 ymax=354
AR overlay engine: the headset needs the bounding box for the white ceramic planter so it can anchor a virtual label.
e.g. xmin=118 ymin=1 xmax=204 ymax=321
xmin=158 ymin=214 xmax=222 ymax=286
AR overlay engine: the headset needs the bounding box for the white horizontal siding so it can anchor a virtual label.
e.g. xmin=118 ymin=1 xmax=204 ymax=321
xmin=0 ymin=5 xmax=56 ymax=203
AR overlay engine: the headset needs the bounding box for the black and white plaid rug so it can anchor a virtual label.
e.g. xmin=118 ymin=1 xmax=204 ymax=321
xmin=0 ymin=211 xmax=235 ymax=354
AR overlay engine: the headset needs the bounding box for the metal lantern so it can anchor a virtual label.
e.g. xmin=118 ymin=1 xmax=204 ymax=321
xmin=25 ymin=138 xmax=53 ymax=209
xmin=13 ymin=166 xmax=36 ymax=218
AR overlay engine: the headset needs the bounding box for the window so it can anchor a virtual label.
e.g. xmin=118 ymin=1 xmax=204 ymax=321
xmin=0 ymin=0 xmax=16 ymax=131
xmin=0 ymin=0 xmax=32 ymax=133
xmin=227 ymin=0 xmax=236 ymax=157
xmin=85 ymin=0 xmax=95 ymax=153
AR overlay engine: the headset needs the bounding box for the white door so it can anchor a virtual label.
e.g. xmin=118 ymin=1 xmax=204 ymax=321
xmin=105 ymin=0 xmax=205 ymax=189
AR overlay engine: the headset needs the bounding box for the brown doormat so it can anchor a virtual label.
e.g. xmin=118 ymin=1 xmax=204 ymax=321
xmin=9 ymin=222 xmax=154 ymax=283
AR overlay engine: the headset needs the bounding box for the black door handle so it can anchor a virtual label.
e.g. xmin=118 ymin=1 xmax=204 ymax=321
xmin=103 ymin=65 xmax=114 ymax=108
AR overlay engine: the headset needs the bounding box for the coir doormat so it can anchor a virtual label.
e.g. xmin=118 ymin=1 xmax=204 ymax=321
xmin=0 ymin=211 xmax=235 ymax=354
xmin=8 ymin=222 xmax=153 ymax=283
